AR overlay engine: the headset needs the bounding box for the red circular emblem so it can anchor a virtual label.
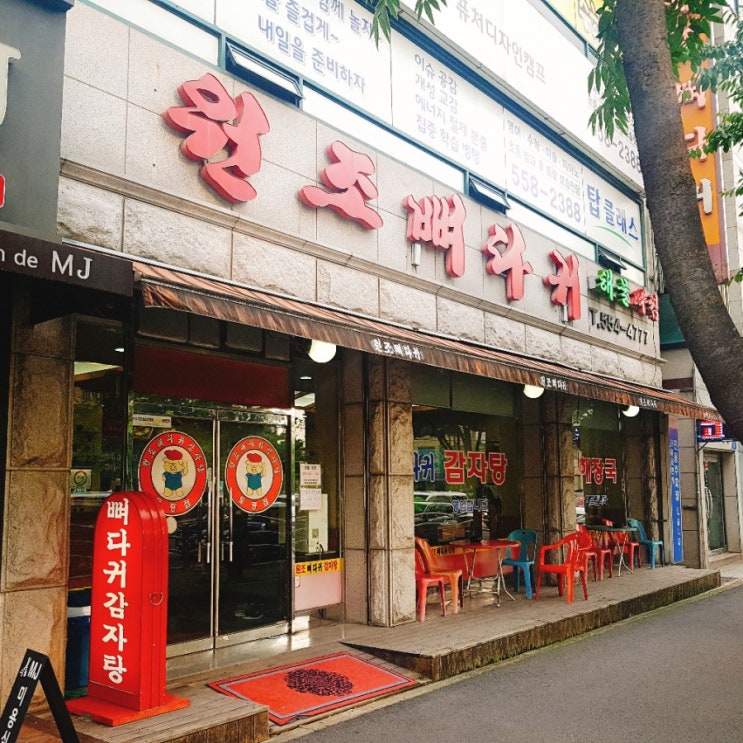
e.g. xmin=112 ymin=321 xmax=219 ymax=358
xmin=138 ymin=431 xmax=207 ymax=515
xmin=225 ymin=436 xmax=283 ymax=514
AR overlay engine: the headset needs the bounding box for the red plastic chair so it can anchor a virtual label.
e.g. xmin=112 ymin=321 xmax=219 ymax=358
xmin=535 ymin=533 xmax=588 ymax=603
xmin=415 ymin=550 xmax=447 ymax=621
xmin=415 ymin=537 xmax=463 ymax=612
xmin=602 ymin=519 xmax=640 ymax=569
xmin=577 ymin=524 xmax=613 ymax=580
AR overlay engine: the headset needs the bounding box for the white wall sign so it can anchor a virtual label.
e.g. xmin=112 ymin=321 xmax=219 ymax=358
xmin=401 ymin=0 xmax=642 ymax=187
xmin=391 ymin=33 xmax=504 ymax=178
xmin=504 ymin=113 xmax=584 ymax=233
xmin=583 ymin=169 xmax=642 ymax=264
xmin=216 ymin=0 xmax=392 ymax=119
xmin=201 ymin=1 xmax=646 ymax=266
xmin=132 ymin=414 xmax=173 ymax=429
xmin=504 ymin=113 xmax=643 ymax=267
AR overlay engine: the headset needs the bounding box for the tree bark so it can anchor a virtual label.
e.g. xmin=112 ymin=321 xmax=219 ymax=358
xmin=617 ymin=0 xmax=743 ymax=439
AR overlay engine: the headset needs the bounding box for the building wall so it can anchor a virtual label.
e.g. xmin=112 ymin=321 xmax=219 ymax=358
xmin=57 ymin=2 xmax=664 ymax=391
xmin=1 ymin=282 xmax=73 ymax=706
xmin=0 ymin=0 xmax=696 ymax=704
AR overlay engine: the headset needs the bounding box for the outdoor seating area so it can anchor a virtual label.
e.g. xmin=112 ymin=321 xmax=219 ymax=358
xmin=416 ymin=518 xmax=666 ymax=617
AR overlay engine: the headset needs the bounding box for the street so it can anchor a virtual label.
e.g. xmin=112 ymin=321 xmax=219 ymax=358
xmin=285 ymin=583 xmax=743 ymax=742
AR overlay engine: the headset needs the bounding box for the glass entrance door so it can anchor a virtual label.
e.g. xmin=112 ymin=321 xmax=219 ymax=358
xmin=704 ymin=455 xmax=726 ymax=552
xmin=130 ymin=398 xmax=292 ymax=654
xmin=216 ymin=416 xmax=290 ymax=645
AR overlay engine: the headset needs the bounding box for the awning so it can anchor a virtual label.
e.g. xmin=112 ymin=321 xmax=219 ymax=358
xmin=134 ymin=261 xmax=715 ymax=420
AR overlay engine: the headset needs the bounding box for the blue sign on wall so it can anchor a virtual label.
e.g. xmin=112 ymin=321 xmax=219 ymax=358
xmin=669 ymin=425 xmax=682 ymax=563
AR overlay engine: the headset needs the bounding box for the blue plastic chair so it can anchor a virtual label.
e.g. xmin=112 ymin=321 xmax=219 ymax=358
xmin=502 ymin=529 xmax=538 ymax=598
xmin=627 ymin=518 xmax=665 ymax=569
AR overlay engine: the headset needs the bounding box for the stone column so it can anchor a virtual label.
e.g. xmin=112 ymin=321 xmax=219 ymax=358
xmin=641 ymin=414 xmax=661 ymax=540
xmin=366 ymin=356 xmax=414 ymax=626
xmin=340 ymin=353 xmax=414 ymax=627
xmin=540 ymin=392 xmax=577 ymax=545
xmin=341 ymin=350 xmax=368 ymax=624
xmin=1 ymin=281 xmax=74 ymax=706
xmin=521 ymin=394 xmax=545 ymax=533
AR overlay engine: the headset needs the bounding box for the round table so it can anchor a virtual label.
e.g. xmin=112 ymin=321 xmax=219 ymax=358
xmin=449 ymin=539 xmax=520 ymax=606
xmin=583 ymin=525 xmax=637 ymax=576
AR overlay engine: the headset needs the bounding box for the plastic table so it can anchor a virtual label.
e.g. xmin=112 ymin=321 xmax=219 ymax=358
xmin=450 ymin=538 xmax=520 ymax=606
xmin=584 ymin=525 xmax=638 ymax=576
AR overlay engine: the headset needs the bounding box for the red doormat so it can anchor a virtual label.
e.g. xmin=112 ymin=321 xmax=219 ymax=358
xmin=208 ymin=651 xmax=418 ymax=725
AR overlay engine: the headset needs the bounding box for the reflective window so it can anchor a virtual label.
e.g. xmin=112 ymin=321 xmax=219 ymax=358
xmin=69 ymin=320 xmax=127 ymax=590
xmin=412 ymin=367 xmax=521 ymax=546
xmin=572 ymin=400 xmax=623 ymax=524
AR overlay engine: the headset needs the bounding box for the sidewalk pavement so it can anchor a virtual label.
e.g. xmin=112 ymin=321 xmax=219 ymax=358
xmin=20 ymin=559 xmax=742 ymax=743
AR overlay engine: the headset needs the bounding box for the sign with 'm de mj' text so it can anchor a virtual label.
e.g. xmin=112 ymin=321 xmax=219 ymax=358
xmin=0 ymin=227 xmax=133 ymax=295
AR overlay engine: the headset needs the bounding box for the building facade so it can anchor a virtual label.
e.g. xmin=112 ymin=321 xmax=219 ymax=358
xmin=0 ymin=0 xmax=716 ymax=702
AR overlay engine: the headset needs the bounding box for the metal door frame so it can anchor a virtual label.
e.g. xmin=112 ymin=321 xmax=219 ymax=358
xmin=129 ymin=396 xmax=298 ymax=657
xmin=704 ymin=453 xmax=726 ymax=553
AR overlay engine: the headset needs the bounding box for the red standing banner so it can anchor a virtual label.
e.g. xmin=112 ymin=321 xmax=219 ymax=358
xmin=67 ymin=491 xmax=189 ymax=726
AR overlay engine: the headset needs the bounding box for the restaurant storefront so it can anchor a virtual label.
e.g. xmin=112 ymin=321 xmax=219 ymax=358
xmin=0 ymin=0 xmax=720 ymax=707
xmin=64 ymin=284 xmax=707 ymax=664
xmin=70 ymin=313 xmax=343 ymax=661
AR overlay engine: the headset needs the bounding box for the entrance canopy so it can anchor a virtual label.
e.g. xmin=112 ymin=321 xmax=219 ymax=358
xmin=134 ymin=261 xmax=715 ymax=420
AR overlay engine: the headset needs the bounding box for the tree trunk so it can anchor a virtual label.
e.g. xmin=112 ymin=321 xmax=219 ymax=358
xmin=616 ymin=0 xmax=743 ymax=439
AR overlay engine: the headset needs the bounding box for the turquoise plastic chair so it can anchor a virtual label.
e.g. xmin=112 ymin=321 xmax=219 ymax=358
xmin=627 ymin=518 xmax=665 ymax=569
xmin=502 ymin=529 xmax=538 ymax=598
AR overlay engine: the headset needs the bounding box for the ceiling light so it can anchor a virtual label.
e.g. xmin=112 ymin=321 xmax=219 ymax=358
xmin=622 ymin=405 xmax=640 ymax=418
xmin=523 ymin=384 xmax=545 ymax=399
xmin=308 ymin=340 xmax=336 ymax=363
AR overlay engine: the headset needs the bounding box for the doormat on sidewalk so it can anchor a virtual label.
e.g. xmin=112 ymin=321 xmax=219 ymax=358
xmin=208 ymin=651 xmax=418 ymax=725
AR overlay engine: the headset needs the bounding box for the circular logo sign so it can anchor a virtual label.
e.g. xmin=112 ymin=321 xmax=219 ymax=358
xmin=225 ymin=436 xmax=283 ymax=514
xmin=138 ymin=431 xmax=208 ymax=516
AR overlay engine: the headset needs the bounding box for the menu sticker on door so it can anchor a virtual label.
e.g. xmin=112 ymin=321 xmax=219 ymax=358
xmin=300 ymin=463 xmax=322 ymax=488
xmin=138 ymin=431 xmax=207 ymax=515
xmin=225 ymin=436 xmax=283 ymax=514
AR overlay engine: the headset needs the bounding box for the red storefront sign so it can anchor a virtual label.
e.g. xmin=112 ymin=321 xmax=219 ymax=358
xmin=162 ymin=73 xmax=653 ymax=326
xmin=403 ymin=193 xmax=466 ymax=276
xmin=300 ymin=140 xmax=384 ymax=229
xmin=163 ymin=72 xmax=270 ymax=203
xmin=67 ymin=492 xmax=188 ymax=725
xmin=482 ymin=222 xmax=533 ymax=300
xmin=443 ymin=449 xmax=508 ymax=486
xmin=579 ymin=456 xmax=618 ymax=485
xmin=0 ymin=174 xmax=5 ymax=208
